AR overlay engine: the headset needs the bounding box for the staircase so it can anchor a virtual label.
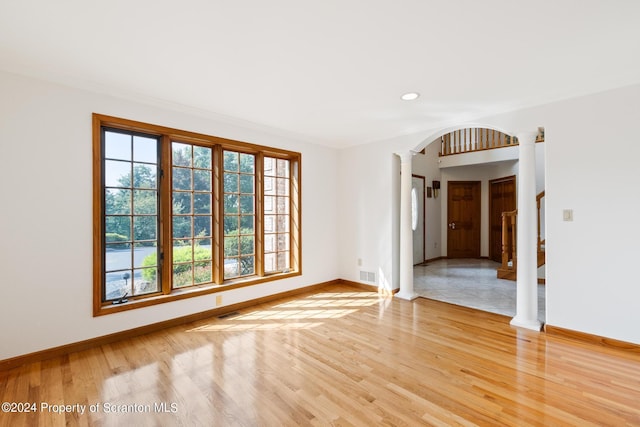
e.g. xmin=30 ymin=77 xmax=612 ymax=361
xmin=497 ymin=191 xmax=545 ymax=280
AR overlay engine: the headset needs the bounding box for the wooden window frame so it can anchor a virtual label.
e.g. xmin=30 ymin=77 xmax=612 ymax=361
xmin=93 ymin=114 xmax=302 ymax=316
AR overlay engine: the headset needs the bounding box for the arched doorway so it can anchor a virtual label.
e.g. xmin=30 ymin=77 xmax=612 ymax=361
xmin=396 ymin=125 xmax=545 ymax=330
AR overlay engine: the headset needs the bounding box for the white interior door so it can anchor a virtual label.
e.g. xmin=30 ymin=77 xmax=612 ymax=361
xmin=412 ymin=176 xmax=425 ymax=265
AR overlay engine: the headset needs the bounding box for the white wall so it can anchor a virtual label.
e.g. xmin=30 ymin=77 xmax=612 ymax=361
xmin=0 ymin=71 xmax=339 ymax=360
xmin=336 ymin=134 xmax=426 ymax=290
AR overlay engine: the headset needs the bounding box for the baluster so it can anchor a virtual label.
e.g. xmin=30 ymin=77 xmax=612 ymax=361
xmin=474 ymin=128 xmax=478 ymax=151
xmin=463 ymin=128 xmax=467 ymax=152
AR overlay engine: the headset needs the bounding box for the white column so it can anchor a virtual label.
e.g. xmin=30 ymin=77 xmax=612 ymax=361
xmin=396 ymin=151 xmax=418 ymax=300
xmin=510 ymin=131 xmax=541 ymax=331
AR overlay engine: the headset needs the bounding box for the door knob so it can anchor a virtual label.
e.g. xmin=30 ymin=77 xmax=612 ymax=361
xmin=449 ymin=222 xmax=456 ymax=229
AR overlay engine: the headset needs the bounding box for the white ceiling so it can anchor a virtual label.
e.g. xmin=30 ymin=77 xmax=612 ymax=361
xmin=1 ymin=1 xmax=639 ymax=148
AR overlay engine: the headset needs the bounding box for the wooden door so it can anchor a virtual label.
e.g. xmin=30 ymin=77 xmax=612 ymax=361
xmin=447 ymin=181 xmax=481 ymax=258
xmin=489 ymin=176 xmax=516 ymax=263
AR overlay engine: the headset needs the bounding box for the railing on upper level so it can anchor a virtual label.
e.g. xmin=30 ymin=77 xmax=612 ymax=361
xmin=440 ymin=128 xmax=518 ymax=156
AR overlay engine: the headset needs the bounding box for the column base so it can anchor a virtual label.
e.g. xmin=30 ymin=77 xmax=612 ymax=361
xmin=510 ymin=316 xmax=542 ymax=331
xmin=395 ymin=291 xmax=418 ymax=301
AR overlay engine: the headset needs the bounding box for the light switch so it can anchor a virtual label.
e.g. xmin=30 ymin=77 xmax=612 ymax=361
xmin=563 ymin=209 xmax=573 ymax=221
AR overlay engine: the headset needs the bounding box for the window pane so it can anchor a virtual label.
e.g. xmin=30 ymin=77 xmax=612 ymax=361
xmin=264 ymin=177 xmax=275 ymax=195
xmin=105 ymin=160 xmax=131 ymax=188
xmin=173 ymin=192 xmax=192 ymax=214
xmin=239 ymin=195 xmax=254 ymax=214
xmin=134 ymin=268 xmax=159 ymax=295
xmin=133 ymin=136 xmax=157 ymax=163
xmin=133 ymin=190 xmax=157 ymax=214
xmin=240 ymin=256 xmax=254 ymax=275
xmin=194 ymin=146 xmax=211 ymax=169
xmin=264 ymin=253 xmax=276 ymax=273
xmin=194 ymin=245 xmax=212 ymax=262
xmin=224 ymin=236 xmax=239 ymax=257
xmin=134 ymin=242 xmax=158 ymax=267
xmin=224 ymin=194 xmax=238 ymax=214
xmin=194 ymin=262 xmax=212 ymax=284
xmin=194 ymin=216 xmax=211 ymax=237
xmin=239 ymin=153 xmax=255 ymax=173
xmin=195 ymin=237 xmax=211 ymax=247
xmin=277 ymin=196 xmax=289 ymax=214
xmin=277 ymin=252 xmax=290 ymax=270
xmin=277 ymin=215 xmax=289 ymax=232
xmin=105 ymin=270 xmax=133 ymax=300
xmin=223 ymin=151 xmax=238 ymax=171
xmin=241 ymin=236 xmax=254 ymax=255
xmin=172 ymin=143 xmax=192 ymax=167
xmin=224 ymin=215 xmax=239 ymax=235
xmin=264 ymin=234 xmax=276 ymax=252
xmin=224 ymin=173 xmax=238 ymax=193
xmin=173 ymin=264 xmax=193 ymax=288
xmin=276 ymin=159 xmax=289 ymax=177
xmin=106 ymin=216 xmax=131 ymax=239
xmin=134 ymin=216 xmax=157 ymax=241
xmin=105 ymin=131 xmax=131 ymax=161
xmin=224 ymin=259 xmax=239 ymax=279
xmin=174 ymin=244 xmax=193 ymax=263
xmin=194 ymin=194 xmax=211 ymax=214
xmin=240 ymin=215 xmax=254 ymax=232
xmin=264 ymin=157 xmax=274 ymax=174
xmin=239 ymin=175 xmax=254 ymax=194
xmin=264 ymin=215 xmax=276 ymax=233
xmin=276 ymin=178 xmax=289 ymax=196
xmin=106 ymin=248 xmax=132 ymax=271
xmin=173 ymin=167 xmax=192 ymax=190
xmin=133 ymin=164 xmax=157 ymax=189
xmin=278 ymin=234 xmax=290 ymax=251
xmin=194 ymin=169 xmax=211 ymax=192
xmin=105 ymin=189 xmax=131 ymax=215
xmin=173 ymin=216 xmax=192 ymax=238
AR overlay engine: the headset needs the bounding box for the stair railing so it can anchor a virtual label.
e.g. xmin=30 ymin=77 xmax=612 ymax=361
xmin=499 ymin=191 xmax=545 ymax=278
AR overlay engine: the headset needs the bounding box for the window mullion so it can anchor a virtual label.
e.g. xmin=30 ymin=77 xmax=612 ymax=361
xmin=213 ymin=145 xmax=224 ymax=284
xmin=255 ymin=153 xmax=264 ymax=277
xmin=160 ymin=135 xmax=173 ymax=294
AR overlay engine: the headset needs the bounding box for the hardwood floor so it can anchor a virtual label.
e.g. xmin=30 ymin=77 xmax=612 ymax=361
xmin=2 ymin=284 xmax=640 ymax=426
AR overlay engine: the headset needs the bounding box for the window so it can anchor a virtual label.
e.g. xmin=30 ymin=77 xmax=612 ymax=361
xmin=93 ymin=114 xmax=301 ymax=315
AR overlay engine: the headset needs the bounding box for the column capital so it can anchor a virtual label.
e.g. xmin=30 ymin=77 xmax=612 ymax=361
xmin=395 ymin=150 xmax=416 ymax=163
xmin=516 ymin=131 xmax=538 ymax=146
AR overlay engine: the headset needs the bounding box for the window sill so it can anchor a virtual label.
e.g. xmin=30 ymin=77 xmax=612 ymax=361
xmin=94 ymin=270 xmax=301 ymax=316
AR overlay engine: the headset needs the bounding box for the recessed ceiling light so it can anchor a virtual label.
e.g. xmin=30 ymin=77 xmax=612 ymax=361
xmin=401 ymin=92 xmax=420 ymax=101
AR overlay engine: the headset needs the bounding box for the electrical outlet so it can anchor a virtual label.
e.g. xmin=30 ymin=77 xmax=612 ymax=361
xmin=563 ymin=209 xmax=573 ymax=222
xmin=216 ymin=295 xmax=223 ymax=306
xmin=357 ymin=258 xmax=362 ymax=266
